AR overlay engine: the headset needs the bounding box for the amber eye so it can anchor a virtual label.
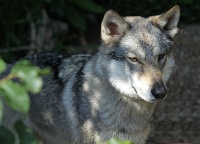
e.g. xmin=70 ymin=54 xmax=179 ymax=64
xmin=128 ymin=57 xmax=139 ymax=62
xmin=158 ymin=54 xmax=165 ymax=61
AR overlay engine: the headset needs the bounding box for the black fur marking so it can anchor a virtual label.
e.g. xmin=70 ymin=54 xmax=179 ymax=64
xmin=108 ymin=51 xmax=124 ymax=61
xmin=119 ymin=128 xmax=126 ymax=133
xmin=72 ymin=64 xmax=92 ymax=125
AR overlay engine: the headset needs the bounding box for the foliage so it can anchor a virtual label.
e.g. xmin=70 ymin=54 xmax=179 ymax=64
xmin=0 ymin=59 xmax=50 ymax=113
xmin=0 ymin=125 xmax=15 ymax=144
xmin=14 ymin=120 xmax=42 ymax=144
xmin=0 ymin=58 xmax=50 ymax=144
xmin=46 ymin=0 xmax=104 ymax=30
xmin=0 ymin=120 xmax=42 ymax=144
xmin=0 ymin=0 xmax=104 ymax=50
xmin=102 ymin=0 xmax=199 ymax=24
xmin=0 ymin=0 xmax=199 ymax=59
xmin=98 ymin=137 xmax=133 ymax=144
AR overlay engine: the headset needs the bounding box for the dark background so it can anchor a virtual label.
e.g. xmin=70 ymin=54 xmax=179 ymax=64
xmin=0 ymin=0 xmax=199 ymax=59
xmin=0 ymin=0 xmax=199 ymax=143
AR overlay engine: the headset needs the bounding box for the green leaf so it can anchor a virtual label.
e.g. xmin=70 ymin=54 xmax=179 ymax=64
xmin=11 ymin=60 xmax=40 ymax=79
xmin=0 ymin=81 xmax=29 ymax=113
xmin=24 ymin=76 xmax=43 ymax=94
xmin=65 ymin=5 xmax=87 ymax=30
xmin=0 ymin=58 xmax=6 ymax=73
xmin=49 ymin=1 xmax=66 ymax=18
xmin=15 ymin=120 xmax=42 ymax=144
xmin=42 ymin=0 xmax=53 ymax=4
xmin=71 ymin=0 xmax=104 ymax=13
xmin=176 ymin=0 xmax=193 ymax=4
xmin=0 ymin=126 xmax=15 ymax=144
xmin=97 ymin=137 xmax=133 ymax=144
xmin=39 ymin=68 xmax=51 ymax=75
xmin=11 ymin=60 xmax=49 ymax=94
xmin=11 ymin=60 xmax=42 ymax=92
xmin=0 ymin=100 xmax=3 ymax=122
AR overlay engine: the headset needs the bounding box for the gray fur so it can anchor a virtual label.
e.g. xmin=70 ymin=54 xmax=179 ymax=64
xmin=1 ymin=5 xmax=180 ymax=144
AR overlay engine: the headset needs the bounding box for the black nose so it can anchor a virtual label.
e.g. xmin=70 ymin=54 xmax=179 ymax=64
xmin=151 ymin=80 xmax=167 ymax=100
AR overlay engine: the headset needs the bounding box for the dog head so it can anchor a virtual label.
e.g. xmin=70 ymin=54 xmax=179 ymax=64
xmin=100 ymin=5 xmax=180 ymax=102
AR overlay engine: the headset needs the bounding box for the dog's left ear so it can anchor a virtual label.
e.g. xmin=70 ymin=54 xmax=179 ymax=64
xmin=101 ymin=10 xmax=128 ymax=45
xmin=151 ymin=5 xmax=180 ymax=38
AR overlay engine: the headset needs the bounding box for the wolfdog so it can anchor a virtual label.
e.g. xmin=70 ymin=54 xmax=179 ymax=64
xmin=2 ymin=5 xmax=180 ymax=144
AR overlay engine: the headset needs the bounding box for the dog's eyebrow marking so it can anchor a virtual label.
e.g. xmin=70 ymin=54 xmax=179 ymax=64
xmin=108 ymin=51 xmax=125 ymax=61
xmin=127 ymin=49 xmax=145 ymax=60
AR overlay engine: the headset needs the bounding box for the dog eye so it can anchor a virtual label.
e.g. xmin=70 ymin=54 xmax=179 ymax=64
xmin=128 ymin=57 xmax=139 ymax=62
xmin=158 ymin=54 xmax=165 ymax=61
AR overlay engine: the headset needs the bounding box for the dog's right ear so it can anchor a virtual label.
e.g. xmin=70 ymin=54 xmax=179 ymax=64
xmin=101 ymin=10 xmax=128 ymax=45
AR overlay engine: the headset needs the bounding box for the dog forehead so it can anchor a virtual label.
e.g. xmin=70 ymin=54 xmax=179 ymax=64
xmin=124 ymin=16 xmax=146 ymax=25
xmin=120 ymin=17 xmax=171 ymax=56
xmin=124 ymin=16 xmax=164 ymax=45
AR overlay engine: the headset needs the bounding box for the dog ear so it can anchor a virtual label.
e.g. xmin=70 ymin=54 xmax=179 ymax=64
xmin=151 ymin=5 xmax=180 ymax=38
xmin=101 ymin=10 xmax=128 ymax=45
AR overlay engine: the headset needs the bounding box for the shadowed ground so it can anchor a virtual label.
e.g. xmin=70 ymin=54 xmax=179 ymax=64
xmin=147 ymin=25 xmax=200 ymax=144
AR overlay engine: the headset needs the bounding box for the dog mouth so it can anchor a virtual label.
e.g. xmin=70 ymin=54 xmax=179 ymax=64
xmin=132 ymin=86 xmax=138 ymax=94
xmin=131 ymin=86 xmax=158 ymax=102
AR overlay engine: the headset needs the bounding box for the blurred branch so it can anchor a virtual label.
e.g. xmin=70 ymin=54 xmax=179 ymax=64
xmin=0 ymin=46 xmax=38 ymax=53
xmin=0 ymin=9 xmax=68 ymax=54
xmin=28 ymin=9 xmax=53 ymax=52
